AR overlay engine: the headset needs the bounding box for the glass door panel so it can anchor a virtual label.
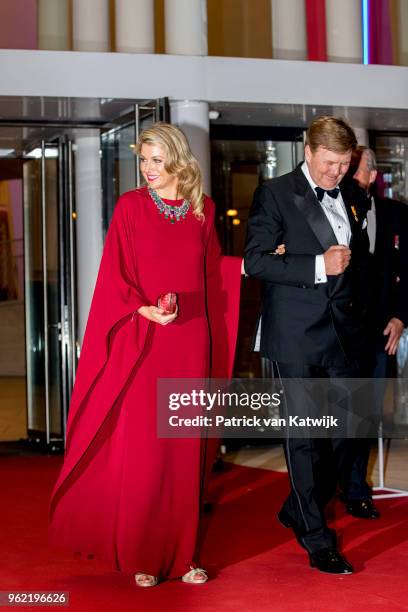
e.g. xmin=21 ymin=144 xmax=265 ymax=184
xmin=374 ymin=135 xmax=408 ymax=202
xmin=210 ymin=136 xmax=304 ymax=379
xmin=23 ymin=140 xmax=75 ymax=448
xmin=101 ymin=99 xmax=169 ymax=230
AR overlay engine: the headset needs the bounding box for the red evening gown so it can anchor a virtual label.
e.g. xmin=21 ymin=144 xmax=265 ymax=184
xmin=48 ymin=186 xmax=241 ymax=579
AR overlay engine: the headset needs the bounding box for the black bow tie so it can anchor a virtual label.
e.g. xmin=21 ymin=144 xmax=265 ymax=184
xmin=315 ymin=186 xmax=340 ymax=202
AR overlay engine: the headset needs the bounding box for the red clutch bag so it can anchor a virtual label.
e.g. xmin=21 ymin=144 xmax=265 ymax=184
xmin=157 ymin=292 xmax=177 ymax=314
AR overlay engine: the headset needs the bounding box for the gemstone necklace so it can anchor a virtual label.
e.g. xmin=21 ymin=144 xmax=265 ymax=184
xmin=148 ymin=186 xmax=190 ymax=224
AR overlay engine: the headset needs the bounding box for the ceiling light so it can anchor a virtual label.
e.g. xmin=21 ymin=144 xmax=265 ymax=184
xmin=25 ymin=148 xmax=58 ymax=159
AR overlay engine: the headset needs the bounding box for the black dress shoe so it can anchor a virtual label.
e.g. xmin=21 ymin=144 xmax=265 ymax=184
xmin=309 ymin=548 xmax=354 ymax=574
xmin=347 ymin=498 xmax=380 ymax=519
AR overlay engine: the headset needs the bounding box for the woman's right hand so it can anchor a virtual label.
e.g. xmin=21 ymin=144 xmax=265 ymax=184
xmin=137 ymin=305 xmax=178 ymax=325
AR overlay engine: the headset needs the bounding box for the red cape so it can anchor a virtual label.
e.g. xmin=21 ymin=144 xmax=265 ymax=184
xmin=49 ymin=197 xmax=242 ymax=522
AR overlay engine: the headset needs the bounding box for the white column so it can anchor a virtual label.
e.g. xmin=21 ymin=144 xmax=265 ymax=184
xmin=271 ymin=0 xmax=307 ymax=60
xmin=74 ymin=131 xmax=104 ymax=343
xmin=170 ymin=100 xmax=211 ymax=195
xmin=73 ymin=0 xmax=110 ymax=52
xmin=397 ymin=0 xmax=408 ymax=65
xmin=326 ymin=0 xmax=363 ymax=63
xmin=38 ymin=0 xmax=70 ymax=50
xmin=115 ymin=0 xmax=155 ymax=53
xmin=165 ymin=0 xmax=207 ymax=55
xmin=353 ymin=128 xmax=369 ymax=147
xmin=276 ymin=142 xmax=294 ymax=176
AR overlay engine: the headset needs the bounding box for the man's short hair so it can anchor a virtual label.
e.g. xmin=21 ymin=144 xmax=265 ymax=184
xmin=306 ymin=116 xmax=357 ymax=154
xmin=359 ymin=146 xmax=377 ymax=171
xmin=350 ymin=145 xmax=377 ymax=173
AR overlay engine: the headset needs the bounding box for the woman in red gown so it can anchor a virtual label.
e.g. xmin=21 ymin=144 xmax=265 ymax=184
xmin=48 ymin=123 xmax=242 ymax=587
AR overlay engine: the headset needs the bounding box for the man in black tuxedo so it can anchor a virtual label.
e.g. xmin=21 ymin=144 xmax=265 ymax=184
xmin=342 ymin=146 xmax=408 ymax=518
xmin=244 ymin=117 xmax=370 ymax=574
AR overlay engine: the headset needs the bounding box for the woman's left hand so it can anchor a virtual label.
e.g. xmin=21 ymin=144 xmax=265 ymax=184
xmin=137 ymin=304 xmax=178 ymax=325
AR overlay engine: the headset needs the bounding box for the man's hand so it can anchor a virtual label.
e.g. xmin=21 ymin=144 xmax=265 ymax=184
xmin=273 ymin=244 xmax=286 ymax=255
xmin=243 ymin=244 xmax=286 ymax=276
xmin=323 ymin=245 xmax=351 ymax=275
xmin=137 ymin=305 xmax=178 ymax=325
xmin=383 ymin=317 xmax=405 ymax=355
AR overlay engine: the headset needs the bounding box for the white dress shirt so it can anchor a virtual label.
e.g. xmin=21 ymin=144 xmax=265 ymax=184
xmin=366 ymin=195 xmax=376 ymax=254
xmin=301 ymin=162 xmax=351 ymax=283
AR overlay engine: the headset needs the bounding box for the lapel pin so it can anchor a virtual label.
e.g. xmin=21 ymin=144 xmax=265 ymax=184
xmin=350 ymin=205 xmax=359 ymax=222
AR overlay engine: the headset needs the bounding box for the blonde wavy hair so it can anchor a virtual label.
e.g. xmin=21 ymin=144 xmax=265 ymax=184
xmin=136 ymin=122 xmax=204 ymax=219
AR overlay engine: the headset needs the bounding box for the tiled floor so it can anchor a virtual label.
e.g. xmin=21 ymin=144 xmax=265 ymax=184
xmin=226 ymin=438 xmax=408 ymax=491
xmin=0 ymin=376 xmax=26 ymax=441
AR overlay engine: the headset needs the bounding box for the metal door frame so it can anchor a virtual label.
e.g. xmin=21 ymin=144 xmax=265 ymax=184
xmin=22 ymin=138 xmax=76 ymax=449
xmin=101 ymin=98 xmax=170 ymax=230
xmin=57 ymin=136 xmax=77 ymax=445
xmin=6 ymin=97 xmax=169 ymax=449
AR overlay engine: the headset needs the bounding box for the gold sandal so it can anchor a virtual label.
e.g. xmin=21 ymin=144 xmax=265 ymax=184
xmin=181 ymin=566 xmax=208 ymax=584
xmin=134 ymin=573 xmax=158 ymax=587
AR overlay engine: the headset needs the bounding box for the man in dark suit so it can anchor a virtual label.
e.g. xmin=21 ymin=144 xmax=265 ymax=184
xmin=244 ymin=117 xmax=370 ymax=574
xmin=342 ymin=146 xmax=408 ymax=518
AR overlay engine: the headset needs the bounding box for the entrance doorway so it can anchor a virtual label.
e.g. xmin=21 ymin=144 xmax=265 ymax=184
xmin=0 ymin=97 xmax=168 ymax=450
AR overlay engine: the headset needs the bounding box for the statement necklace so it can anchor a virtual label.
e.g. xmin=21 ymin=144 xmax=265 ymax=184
xmin=148 ymin=186 xmax=190 ymax=224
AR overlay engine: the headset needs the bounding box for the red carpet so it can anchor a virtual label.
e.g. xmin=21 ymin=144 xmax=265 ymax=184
xmin=1 ymin=455 xmax=408 ymax=611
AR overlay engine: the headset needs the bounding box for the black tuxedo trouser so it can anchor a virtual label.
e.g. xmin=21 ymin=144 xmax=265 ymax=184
xmin=275 ymin=360 xmax=362 ymax=554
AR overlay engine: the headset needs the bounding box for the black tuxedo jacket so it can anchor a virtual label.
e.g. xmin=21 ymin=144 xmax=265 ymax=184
xmin=244 ymin=165 xmax=370 ymax=367
xmin=366 ymin=196 xmax=408 ymax=349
